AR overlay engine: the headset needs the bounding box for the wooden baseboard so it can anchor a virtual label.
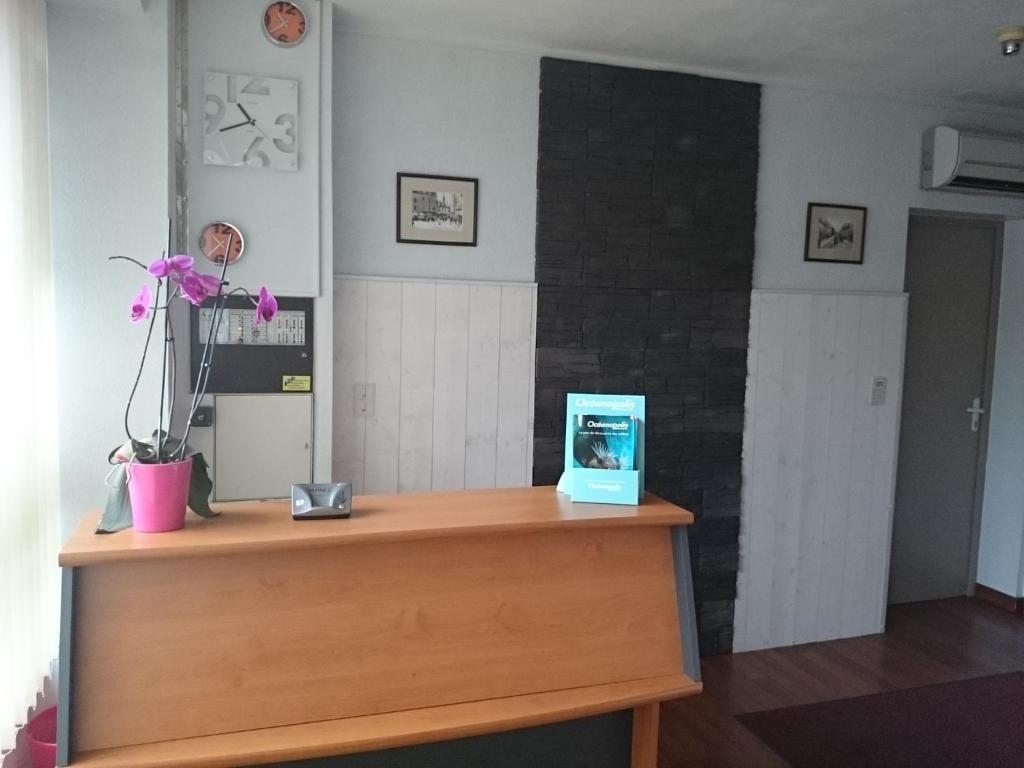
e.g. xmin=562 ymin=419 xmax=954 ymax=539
xmin=974 ymin=584 xmax=1024 ymax=615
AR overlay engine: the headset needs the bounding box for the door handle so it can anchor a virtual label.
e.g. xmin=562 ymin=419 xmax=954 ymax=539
xmin=966 ymin=397 xmax=986 ymax=433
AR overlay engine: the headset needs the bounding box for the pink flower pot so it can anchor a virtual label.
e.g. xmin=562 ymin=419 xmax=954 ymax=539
xmin=26 ymin=705 xmax=56 ymax=768
xmin=127 ymin=457 xmax=192 ymax=533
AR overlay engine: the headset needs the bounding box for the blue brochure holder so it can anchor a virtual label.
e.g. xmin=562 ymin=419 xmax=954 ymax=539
xmin=562 ymin=393 xmax=645 ymax=505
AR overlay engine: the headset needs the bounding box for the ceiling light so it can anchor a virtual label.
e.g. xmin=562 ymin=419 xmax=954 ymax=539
xmin=997 ymin=25 xmax=1024 ymax=56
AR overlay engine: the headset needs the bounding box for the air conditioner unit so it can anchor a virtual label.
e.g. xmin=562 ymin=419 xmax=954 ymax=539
xmin=922 ymin=126 xmax=1024 ymax=196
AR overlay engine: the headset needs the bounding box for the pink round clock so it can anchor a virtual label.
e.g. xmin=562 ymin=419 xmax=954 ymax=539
xmin=263 ymin=1 xmax=307 ymax=47
xmin=198 ymin=222 xmax=245 ymax=265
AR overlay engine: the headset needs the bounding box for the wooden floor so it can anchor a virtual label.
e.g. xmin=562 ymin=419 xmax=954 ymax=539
xmin=659 ymin=598 xmax=1024 ymax=767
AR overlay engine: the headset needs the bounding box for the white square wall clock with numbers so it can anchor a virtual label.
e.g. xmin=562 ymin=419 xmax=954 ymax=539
xmin=203 ymin=71 xmax=299 ymax=171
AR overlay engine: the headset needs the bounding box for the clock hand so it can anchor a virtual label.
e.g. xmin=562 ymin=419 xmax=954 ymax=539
xmin=219 ymin=119 xmax=251 ymax=132
xmin=238 ymin=103 xmax=272 ymax=140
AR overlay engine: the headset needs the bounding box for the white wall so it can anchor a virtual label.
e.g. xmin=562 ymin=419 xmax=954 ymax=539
xmin=186 ymin=0 xmax=322 ymax=297
xmin=332 ymin=32 xmax=538 ymax=282
xmin=50 ymin=0 xmax=335 ymax=539
xmin=181 ymin=0 xmax=334 ymax=486
xmin=48 ymin=1 xmax=172 ymax=539
xmin=755 ymin=86 xmax=1024 ymax=293
xmin=977 ymin=220 xmax=1024 ymax=596
xmin=750 ymin=84 xmax=1024 ymax=619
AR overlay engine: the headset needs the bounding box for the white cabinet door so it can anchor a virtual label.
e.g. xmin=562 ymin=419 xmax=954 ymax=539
xmin=214 ymin=394 xmax=312 ymax=501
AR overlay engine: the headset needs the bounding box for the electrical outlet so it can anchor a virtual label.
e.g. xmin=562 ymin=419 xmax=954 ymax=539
xmin=353 ymin=383 xmax=375 ymax=417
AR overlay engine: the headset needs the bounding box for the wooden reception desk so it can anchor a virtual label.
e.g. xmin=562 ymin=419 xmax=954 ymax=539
xmin=57 ymin=486 xmax=701 ymax=768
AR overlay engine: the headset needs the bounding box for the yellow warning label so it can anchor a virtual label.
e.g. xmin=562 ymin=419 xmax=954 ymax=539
xmin=282 ymin=375 xmax=311 ymax=392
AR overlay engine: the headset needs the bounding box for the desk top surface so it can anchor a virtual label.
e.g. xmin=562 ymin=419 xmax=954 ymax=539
xmin=60 ymin=486 xmax=693 ymax=566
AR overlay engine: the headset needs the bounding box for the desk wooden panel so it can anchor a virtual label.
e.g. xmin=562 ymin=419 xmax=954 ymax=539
xmin=73 ymin=526 xmax=682 ymax=750
xmin=60 ymin=486 xmax=700 ymax=767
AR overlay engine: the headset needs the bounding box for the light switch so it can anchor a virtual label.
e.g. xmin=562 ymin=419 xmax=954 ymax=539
xmin=869 ymin=377 xmax=887 ymax=406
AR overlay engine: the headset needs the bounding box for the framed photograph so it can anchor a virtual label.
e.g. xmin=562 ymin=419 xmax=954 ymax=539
xmin=396 ymin=173 xmax=478 ymax=246
xmin=804 ymin=203 xmax=867 ymax=264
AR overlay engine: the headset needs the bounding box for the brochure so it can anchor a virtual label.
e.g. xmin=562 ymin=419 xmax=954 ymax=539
xmin=562 ymin=393 xmax=645 ymax=505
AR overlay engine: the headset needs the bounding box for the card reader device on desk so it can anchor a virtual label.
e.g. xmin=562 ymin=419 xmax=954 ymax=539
xmin=291 ymin=482 xmax=352 ymax=520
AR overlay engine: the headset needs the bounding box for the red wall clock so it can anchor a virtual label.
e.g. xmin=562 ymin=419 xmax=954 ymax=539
xmin=198 ymin=221 xmax=245 ymax=265
xmin=263 ymin=1 xmax=307 ymax=47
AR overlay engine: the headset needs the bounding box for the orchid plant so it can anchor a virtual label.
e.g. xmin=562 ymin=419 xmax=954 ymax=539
xmin=99 ymin=237 xmax=277 ymax=533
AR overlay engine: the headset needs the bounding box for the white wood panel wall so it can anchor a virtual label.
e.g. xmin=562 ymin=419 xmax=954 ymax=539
xmin=332 ymin=276 xmax=537 ymax=495
xmin=734 ymin=290 xmax=908 ymax=652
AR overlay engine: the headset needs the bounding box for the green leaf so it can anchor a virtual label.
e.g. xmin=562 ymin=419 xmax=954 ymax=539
xmin=96 ymin=463 xmax=133 ymax=534
xmin=153 ymin=430 xmax=178 ymax=461
xmin=188 ymin=452 xmax=217 ymax=518
xmin=151 ymin=431 xmax=202 ymax=463
xmin=132 ymin=438 xmax=159 ymax=463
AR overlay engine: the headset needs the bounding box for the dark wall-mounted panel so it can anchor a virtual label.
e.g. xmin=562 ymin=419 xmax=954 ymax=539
xmin=190 ymin=296 xmax=314 ymax=393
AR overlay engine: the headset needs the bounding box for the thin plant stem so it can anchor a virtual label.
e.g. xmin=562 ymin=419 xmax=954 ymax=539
xmin=226 ymin=286 xmax=258 ymax=305
xmin=158 ymin=288 xmax=169 ymax=462
xmin=124 ymin=278 xmax=161 ymax=445
xmin=108 ymin=255 xmax=149 ymax=270
xmin=155 ymin=275 xmax=184 ymax=459
xmin=157 ymin=219 xmax=173 ymax=461
xmin=167 ymin=301 xmax=177 ymax=451
xmin=175 ymin=300 xmax=222 ymax=456
xmin=176 ymin=239 xmax=233 ymax=458
xmin=178 ymin=292 xmax=227 ymax=454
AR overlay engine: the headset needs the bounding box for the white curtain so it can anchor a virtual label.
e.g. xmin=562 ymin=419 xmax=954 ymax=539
xmin=0 ymin=0 xmax=61 ymax=753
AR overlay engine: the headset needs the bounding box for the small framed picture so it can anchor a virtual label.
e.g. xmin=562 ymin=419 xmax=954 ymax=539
xmin=396 ymin=173 xmax=478 ymax=246
xmin=804 ymin=203 xmax=867 ymax=264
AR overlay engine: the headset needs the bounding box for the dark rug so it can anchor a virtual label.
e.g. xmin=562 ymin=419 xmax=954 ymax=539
xmin=737 ymin=672 xmax=1024 ymax=767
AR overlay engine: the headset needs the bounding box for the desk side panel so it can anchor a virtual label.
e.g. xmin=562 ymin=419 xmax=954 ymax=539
xmin=671 ymin=526 xmax=702 ymax=681
xmin=71 ymin=526 xmax=682 ymax=750
xmin=57 ymin=567 xmax=75 ymax=766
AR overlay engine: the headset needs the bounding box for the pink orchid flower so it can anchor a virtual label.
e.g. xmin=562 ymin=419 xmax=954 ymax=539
xmin=255 ymin=286 xmax=278 ymax=324
xmin=147 ymin=254 xmax=194 ymax=280
xmin=178 ymin=271 xmax=218 ymax=306
xmin=129 ymin=284 xmax=152 ymax=323
xmin=194 ymin=272 xmax=223 ymax=296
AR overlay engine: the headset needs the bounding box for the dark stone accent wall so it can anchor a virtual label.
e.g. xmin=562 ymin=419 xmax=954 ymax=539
xmin=533 ymin=58 xmax=760 ymax=656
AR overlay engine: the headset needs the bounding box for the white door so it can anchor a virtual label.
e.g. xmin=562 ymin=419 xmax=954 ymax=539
xmin=214 ymin=394 xmax=313 ymax=501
